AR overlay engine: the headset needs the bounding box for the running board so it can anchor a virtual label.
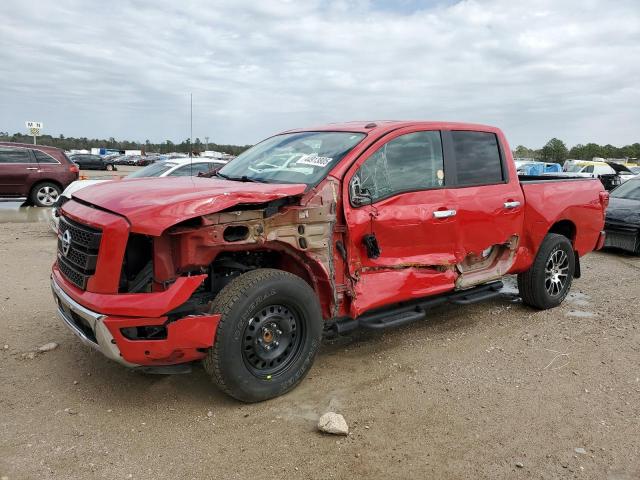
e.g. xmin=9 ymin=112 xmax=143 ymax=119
xmin=333 ymin=281 xmax=503 ymax=334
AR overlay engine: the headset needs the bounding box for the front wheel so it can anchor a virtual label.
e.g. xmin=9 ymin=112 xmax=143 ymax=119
xmin=105 ymin=164 xmax=114 ymax=171
xmin=517 ymin=233 xmax=575 ymax=309
xmin=203 ymin=269 xmax=323 ymax=402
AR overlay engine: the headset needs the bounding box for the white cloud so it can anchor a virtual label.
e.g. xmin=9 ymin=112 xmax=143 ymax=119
xmin=0 ymin=0 xmax=638 ymax=147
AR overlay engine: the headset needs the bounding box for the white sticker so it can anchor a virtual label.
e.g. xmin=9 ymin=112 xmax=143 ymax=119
xmin=296 ymin=154 xmax=333 ymax=167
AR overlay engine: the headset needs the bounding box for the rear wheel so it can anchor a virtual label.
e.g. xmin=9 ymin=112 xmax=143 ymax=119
xmin=518 ymin=233 xmax=575 ymax=309
xmin=105 ymin=163 xmax=114 ymax=171
xmin=30 ymin=182 xmax=61 ymax=207
xmin=203 ymin=269 xmax=323 ymax=402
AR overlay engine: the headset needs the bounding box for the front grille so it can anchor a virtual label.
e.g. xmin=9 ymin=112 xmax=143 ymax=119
xmin=57 ymin=215 xmax=102 ymax=290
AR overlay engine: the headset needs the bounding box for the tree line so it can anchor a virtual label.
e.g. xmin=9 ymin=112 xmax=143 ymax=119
xmin=513 ymin=138 xmax=640 ymax=164
xmin=0 ymin=132 xmax=252 ymax=156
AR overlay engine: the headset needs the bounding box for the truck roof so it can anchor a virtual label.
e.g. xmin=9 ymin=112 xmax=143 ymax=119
xmin=282 ymin=120 xmax=502 ymax=135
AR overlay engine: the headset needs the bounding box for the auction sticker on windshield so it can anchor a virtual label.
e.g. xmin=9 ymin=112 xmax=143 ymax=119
xmin=296 ymin=154 xmax=333 ymax=167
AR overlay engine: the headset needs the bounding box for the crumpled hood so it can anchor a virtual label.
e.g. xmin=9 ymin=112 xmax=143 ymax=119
xmin=71 ymin=176 xmax=307 ymax=235
xmin=605 ymin=197 xmax=640 ymax=225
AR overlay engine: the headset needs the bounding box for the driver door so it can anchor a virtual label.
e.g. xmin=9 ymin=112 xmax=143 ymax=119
xmin=343 ymin=128 xmax=462 ymax=316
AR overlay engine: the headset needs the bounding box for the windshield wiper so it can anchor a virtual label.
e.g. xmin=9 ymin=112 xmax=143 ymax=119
xmin=215 ymin=171 xmax=268 ymax=183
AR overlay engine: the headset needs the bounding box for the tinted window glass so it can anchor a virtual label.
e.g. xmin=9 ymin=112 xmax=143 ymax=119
xmin=583 ymin=165 xmax=594 ymax=173
xmin=33 ymin=150 xmax=59 ymax=163
xmin=451 ymin=131 xmax=503 ymax=186
xmin=170 ymin=163 xmax=212 ymax=176
xmin=0 ymin=147 xmax=31 ymax=163
xmin=353 ymin=131 xmax=444 ymax=203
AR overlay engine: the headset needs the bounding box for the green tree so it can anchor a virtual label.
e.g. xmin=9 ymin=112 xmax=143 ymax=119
xmin=541 ymin=138 xmax=568 ymax=164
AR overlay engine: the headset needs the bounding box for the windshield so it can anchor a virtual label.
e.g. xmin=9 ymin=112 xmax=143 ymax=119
xmin=126 ymin=162 xmax=177 ymax=178
xmin=611 ymin=179 xmax=640 ymax=200
xmin=217 ymin=131 xmax=366 ymax=184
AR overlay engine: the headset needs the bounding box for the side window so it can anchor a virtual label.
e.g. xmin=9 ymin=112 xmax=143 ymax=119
xmin=169 ymin=163 xmax=211 ymax=176
xmin=583 ymin=165 xmax=594 ymax=173
xmin=33 ymin=150 xmax=59 ymax=164
xmin=351 ymin=131 xmax=444 ymax=203
xmin=451 ymin=131 xmax=504 ymax=186
xmin=0 ymin=147 xmax=31 ymax=163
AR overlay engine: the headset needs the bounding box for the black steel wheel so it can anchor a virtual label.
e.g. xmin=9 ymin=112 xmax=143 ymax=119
xmin=242 ymin=304 xmax=304 ymax=377
xmin=203 ymin=269 xmax=323 ymax=402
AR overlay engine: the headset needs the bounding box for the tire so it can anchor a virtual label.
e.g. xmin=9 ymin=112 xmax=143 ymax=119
xmin=517 ymin=233 xmax=575 ymax=310
xmin=30 ymin=182 xmax=61 ymax=207
xmin=203 ymin=268 xmax=323 ymax=402
xmin=106 ymin=164 xmax=114 ymax=171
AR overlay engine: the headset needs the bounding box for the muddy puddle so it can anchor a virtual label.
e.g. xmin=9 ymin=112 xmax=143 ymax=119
xmin=0 ymin=201 xmax=52 ymax=224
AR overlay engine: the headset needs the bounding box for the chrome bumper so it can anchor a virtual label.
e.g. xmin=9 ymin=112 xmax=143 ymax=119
xmin=51 ymin=276 xmax=138 ymax=367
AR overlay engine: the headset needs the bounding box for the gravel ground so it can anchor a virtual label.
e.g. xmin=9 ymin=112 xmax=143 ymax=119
xmin=0 ymin=221 xmax=639 ymax=479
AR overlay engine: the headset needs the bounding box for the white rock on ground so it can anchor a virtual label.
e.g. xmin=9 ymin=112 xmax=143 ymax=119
xmin=37 ymin=342 xmax=59 ymax=352
xmin=317 ymin=412 xmax=349 ymax=436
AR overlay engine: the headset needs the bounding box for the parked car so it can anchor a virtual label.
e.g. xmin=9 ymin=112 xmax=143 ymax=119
xmin=604 ymin=176 xmax=640 ymax=254
xmin=51 ymin=121 xmax=607 ymax=402
xmin=50 ymin=157 xmax=227 ymax=232
xmin=0 ymin=142 xmax=79 ymax=206
xmin=68 ymin=153 xmax=117 ymax=171
xmin=561 ymin=160 xmax=635 ymax=190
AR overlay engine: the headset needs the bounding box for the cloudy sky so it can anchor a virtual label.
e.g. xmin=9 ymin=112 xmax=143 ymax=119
xmin=0 ymin=0 xmax=638 ymax=148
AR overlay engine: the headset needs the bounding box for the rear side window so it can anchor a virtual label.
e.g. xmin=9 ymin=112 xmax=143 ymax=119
xmin=353 ymin=131 xmax=444 ymax=203
xmin=451 ymin=131 xmax=504 ymax=186
xmin=33 ymin=150 xmax=59 ymax=164
xmin=169 ymin=163 xmax=212 ymax=176
xmin=0 ymin=147 xmax=31 ymax=163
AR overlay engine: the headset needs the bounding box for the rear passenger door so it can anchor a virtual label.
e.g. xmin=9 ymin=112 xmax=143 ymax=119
xmin=0 ymin=146 xmax=36 ymax=196
xmin=442 ymin=130 xmax=524 ymax=287
xmin=344 ymin=128 xmax=462 ymax=315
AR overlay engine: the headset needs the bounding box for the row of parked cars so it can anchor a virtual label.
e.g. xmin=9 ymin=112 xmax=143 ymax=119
xmin=0 ymin=142 xmax=225 ymax=207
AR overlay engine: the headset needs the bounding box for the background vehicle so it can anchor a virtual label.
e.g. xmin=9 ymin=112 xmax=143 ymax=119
xmin=68 ymin=153 xmax=117 ymax=171
xmin=561 ymin=160 xmax=634 ymax=190
xmin=50 ymin=157 xmax=227 ymax=232
xmin=604 ymin=176 xmax=640 ymax=254
xmin=0 ymin=142 xmax=79 ymax=206
xmin=51 ymin=121 xmax=607 ymax=402
xmin=515 ymin=161 xmax=562 ymax=175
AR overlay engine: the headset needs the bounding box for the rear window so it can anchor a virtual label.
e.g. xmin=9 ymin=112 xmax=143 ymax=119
xmin=451 ymin=131 xmax=504 ymax=186
xmin=0 ymin=147 xmax=31 ymax=163
xmin=33 ymin=150 xmax=59 ymax=164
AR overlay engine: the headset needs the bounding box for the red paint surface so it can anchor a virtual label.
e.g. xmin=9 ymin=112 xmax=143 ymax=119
xmin=71 ymin=176 xmax=307 ymax=235
xmin=104 ymin=314 xmax=220 ymax=365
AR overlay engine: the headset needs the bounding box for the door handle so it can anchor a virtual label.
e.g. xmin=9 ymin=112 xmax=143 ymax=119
xmin=503 ymin=201 xmax=521 ymax=209
xmin=433 ymin=209 xmax=457 ymax=219
xmin=26 ymin=167 xmax=38 ymax=170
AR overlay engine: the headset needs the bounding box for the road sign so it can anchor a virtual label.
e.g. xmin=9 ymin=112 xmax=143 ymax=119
xmin=25 ymin=121 xmax=43 ymax=129
xmin=30 ymin=127 xmax=41 ymax=136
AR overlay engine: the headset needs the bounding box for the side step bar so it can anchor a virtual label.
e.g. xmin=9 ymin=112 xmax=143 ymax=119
xmin=331 ymin=281 xmax=504 ymax=334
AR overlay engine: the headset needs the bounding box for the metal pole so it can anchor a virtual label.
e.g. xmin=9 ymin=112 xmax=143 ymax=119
xmin=33 ymin=135 xmax=37 ymax=145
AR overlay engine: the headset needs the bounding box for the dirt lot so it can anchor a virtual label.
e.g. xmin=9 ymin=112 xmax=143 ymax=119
xmin=1 ymin=220 xmax=639 ymax=480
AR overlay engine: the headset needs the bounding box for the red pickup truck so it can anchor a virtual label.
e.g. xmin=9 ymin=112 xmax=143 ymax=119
xmin=51 ymin=121 xmax=608 ymax=402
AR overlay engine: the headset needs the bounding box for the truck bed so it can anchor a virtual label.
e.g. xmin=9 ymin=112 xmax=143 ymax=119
xmin=517 ymin=175 xmax=605 ymax=260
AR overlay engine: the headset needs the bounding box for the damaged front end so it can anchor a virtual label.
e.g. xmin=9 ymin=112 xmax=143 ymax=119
xmin=52 ymin=179 xmax=344 ymax=367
